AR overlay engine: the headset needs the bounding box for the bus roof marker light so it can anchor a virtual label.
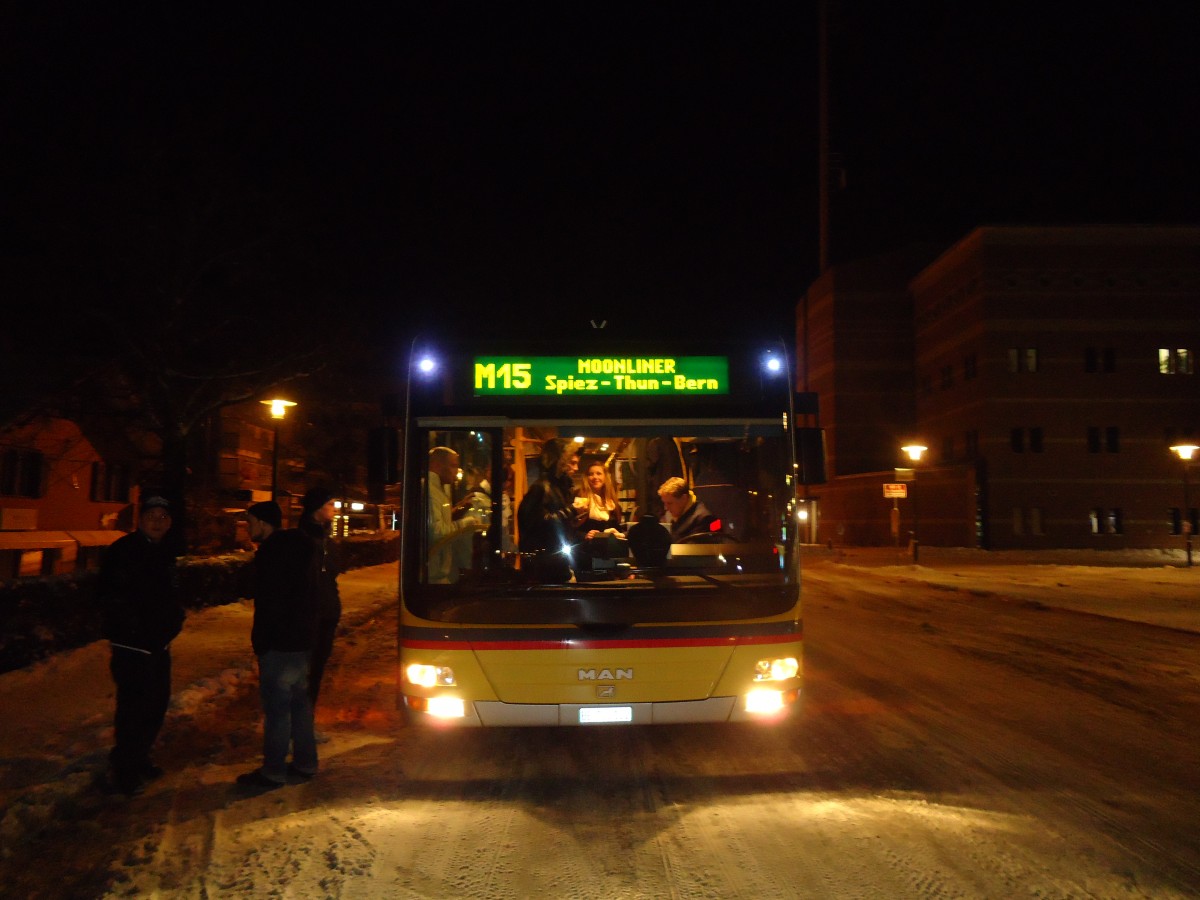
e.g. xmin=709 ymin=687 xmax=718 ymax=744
xmin=762 ymin=352 xmax=785 ymax=377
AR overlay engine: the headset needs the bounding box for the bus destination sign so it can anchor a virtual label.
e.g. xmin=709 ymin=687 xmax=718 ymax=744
xmin=473 ymin=356 xmax=730 ymax=397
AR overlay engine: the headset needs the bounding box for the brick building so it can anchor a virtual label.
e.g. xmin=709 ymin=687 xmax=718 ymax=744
xmin=799 ymin=225 xmax=1200 ymax=552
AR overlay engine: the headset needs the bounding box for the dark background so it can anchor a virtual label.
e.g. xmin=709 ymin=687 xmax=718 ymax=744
xmin=6 ymin=4 xmax=1197 ymax=353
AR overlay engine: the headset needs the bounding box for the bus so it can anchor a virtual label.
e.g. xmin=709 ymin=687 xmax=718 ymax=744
xmin=398 ymin=338 xmax=820 ymax=726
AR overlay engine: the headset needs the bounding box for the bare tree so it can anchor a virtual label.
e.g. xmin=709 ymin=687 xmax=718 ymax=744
xmin=37 ymin=118 xmax=354 ymax=549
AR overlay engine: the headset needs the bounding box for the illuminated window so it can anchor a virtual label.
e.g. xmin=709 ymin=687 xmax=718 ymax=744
xmin=1090 ymin=508 xmax=1123 ymax=535
xmin=1159 ymin=348 xmax=1194 ymax=374
xmin=1007 ymin=347 xmax=1038 ymax=373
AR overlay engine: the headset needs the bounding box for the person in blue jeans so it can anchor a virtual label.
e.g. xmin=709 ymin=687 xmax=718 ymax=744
xmin=236 ymin=501 xmax=320 ymax=791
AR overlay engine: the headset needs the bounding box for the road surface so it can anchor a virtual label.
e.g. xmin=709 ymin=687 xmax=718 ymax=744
xmin=2 ymin=559 xmax=1198 ymax=898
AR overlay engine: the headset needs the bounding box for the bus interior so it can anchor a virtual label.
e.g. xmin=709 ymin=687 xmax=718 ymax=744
xmin=414 ymin=420 xmax=799 ymax=623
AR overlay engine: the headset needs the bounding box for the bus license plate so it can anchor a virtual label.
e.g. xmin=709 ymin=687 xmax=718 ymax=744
xmin=579 ymin=706 xmax=633 ymax=724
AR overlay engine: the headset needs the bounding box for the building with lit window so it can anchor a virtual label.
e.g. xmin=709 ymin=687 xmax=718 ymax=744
xmin=799 ymin=225 xmax=1200 ymax=551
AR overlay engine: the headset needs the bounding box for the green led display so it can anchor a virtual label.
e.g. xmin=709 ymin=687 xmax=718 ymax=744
xmin=473 ymin=356 xmax=729 ymax=397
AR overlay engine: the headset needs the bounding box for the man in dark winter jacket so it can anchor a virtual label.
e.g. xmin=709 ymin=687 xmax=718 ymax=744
xmin=658 ymin=477 xmax=720 ymax=542
xmin=298 ymin=487 xmax=342 ymax=713
xmin=517 ymin=438 xmax=586 ymax=582
xmin=97 ymin=495 xmax=185 ymax=796
xmin=236 ymin=501 xmax=320 ymax=791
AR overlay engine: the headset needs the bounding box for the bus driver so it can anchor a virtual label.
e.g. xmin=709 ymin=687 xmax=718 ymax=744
xmin=657 ymin=477 xmax=719 ymax=541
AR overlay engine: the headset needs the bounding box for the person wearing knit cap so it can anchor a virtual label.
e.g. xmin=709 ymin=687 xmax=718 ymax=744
xmin=97 ymin=494 xmax=185 ymax=796
xmin=246 ymin=500 xmax=282 ymax=528
xmin=298 ymin=486 xmax=342 ymax=724
xmin=237 ymin=500 xmax=320 ymax=791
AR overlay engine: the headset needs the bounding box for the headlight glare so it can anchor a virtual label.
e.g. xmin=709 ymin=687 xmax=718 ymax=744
xmin=754 ymin=656 xmax=799 ymax=682
xmin=406 ymin=664 xmax=456 ymax=687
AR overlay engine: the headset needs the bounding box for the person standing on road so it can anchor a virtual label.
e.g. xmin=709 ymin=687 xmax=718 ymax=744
xmin=237 ymin=501 xmax=320 ymax=791
xmin=97 ymin=495 xmax=185 ymax=796
xmin=298 ymin=487 xmax=342 ymax=718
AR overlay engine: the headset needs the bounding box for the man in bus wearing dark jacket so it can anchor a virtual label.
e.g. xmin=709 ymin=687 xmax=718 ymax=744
xmin=236 ymin=501 xmax=320 ymax=791
xmin=658 ymin=477 xmax=719 ymax=541
xmin=298 ymin=486 xmax=342 ymax=720
xmin=97 ymin=495 xmax=185 ymax=796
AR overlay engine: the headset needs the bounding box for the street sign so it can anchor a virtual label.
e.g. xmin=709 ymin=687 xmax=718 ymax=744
xmin=883 ymin=483 xmax=908 ymax=498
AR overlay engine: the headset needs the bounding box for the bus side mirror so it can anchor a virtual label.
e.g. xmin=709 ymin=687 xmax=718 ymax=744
xmin=795 ymin=427 xmax=827 ymax=485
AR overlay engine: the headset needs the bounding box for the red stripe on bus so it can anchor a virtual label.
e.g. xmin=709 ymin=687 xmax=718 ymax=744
xmin=402 ymin=632 xmax=800 ymax=652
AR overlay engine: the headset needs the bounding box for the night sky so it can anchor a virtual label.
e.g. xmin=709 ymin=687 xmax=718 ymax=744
xmin=6 ymin=4 xmax=1197 ymax=350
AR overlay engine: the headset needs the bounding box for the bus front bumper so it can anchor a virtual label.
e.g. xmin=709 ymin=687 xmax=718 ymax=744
xmin=402 ymin=690 xmax=799 ymax=726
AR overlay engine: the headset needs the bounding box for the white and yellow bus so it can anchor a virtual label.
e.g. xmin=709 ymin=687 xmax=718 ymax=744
xmin=398 ymin=339 xmax=821 ymax=726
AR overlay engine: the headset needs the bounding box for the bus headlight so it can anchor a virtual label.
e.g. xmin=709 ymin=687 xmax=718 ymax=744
xmin=753 ymin=657 xmax=799 ymax=682
xmin=406 ymin=664 xmax=457 ymax=687
xmin=745 ymin=689 xmax=785 ymax=714
xmin=428 ymin=696 xmax=466 ymax=719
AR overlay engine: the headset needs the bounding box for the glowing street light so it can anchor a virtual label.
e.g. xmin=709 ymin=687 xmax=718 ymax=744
xmin=900 ymin=444 xmax=927 ymax=563
xmin=260 ymin=398 xmax=297 ymax=499
xmin=1169 ymin=444 xmax=1198 ymax=567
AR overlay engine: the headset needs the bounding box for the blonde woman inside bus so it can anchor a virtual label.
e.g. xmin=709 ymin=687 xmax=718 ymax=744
xmin=578 ymin=461 xmax=624 ymax=540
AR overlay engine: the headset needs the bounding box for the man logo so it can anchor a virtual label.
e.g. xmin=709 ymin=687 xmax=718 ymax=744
xmin=597 ymin=685 xmax=616 ymax=699
xmin=578 ymin=668 xmax=633 ymax=681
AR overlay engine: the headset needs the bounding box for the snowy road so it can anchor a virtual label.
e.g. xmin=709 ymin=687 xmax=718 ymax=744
xmin=4 ymin=560 xmax=1200 ymax=898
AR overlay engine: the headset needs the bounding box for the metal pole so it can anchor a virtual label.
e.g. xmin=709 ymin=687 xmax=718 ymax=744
xmin=912 ymin=479 xmax=920 ymax=563
xmin=271 ymin=423 xmax=280 ymax=500
xmin=1185 ymin=464 xmax=1193 ymax=567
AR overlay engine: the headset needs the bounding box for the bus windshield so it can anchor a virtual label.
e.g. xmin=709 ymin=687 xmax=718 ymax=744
xmin=409 ymin=419 xmax=798 ymax=626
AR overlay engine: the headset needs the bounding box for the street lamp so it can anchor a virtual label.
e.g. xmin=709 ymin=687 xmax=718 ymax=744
xmin=900 ymin=444 xmax=928 ymax=563
xmin=1169 ymin=444 xmax=1198 ymax=567
xmin=260 ymin=398 xmax=297 ymax=499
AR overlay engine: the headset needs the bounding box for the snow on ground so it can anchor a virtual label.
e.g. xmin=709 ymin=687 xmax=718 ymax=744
xmin=818 ymin=546 xmax=1200 ymax=633
xmin=1 ymin=551 xmax=1198 ymax=895
xmin=0 ymin=565 xmax=399 ymax=860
